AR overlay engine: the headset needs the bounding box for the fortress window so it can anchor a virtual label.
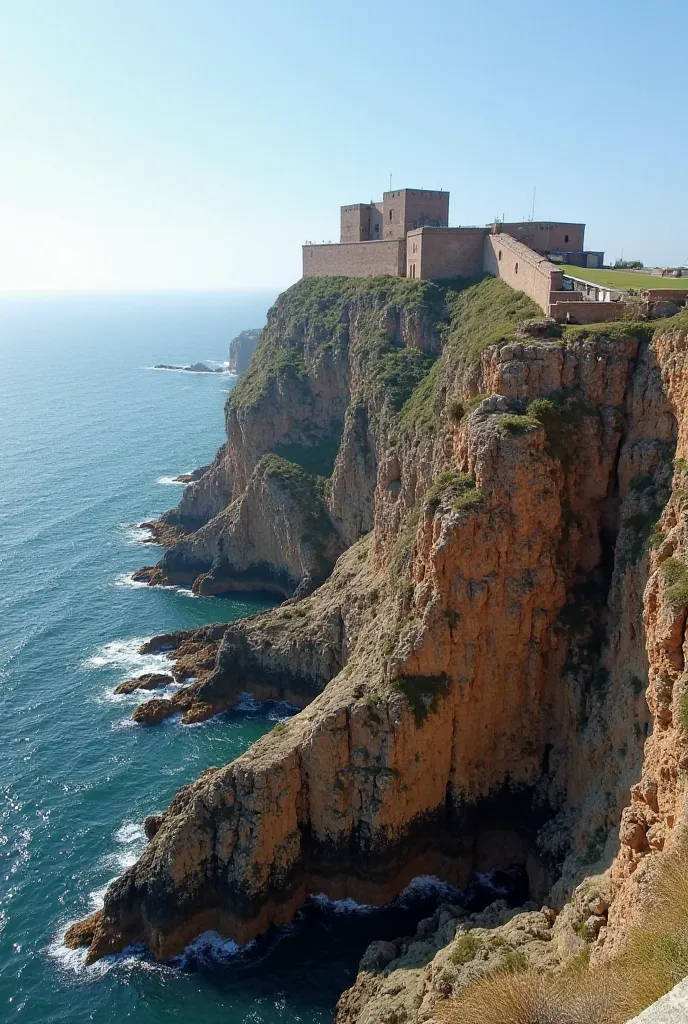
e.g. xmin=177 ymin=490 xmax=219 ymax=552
xmin=389 ymin=209 xmax=393 ymax=221
xmin=515 ymin=262 xmax=519 ymax=274
xmin=565 ymin=234 xmax=569 ymax=244
xmin=498 ymin=250 xmax=502 ymax=261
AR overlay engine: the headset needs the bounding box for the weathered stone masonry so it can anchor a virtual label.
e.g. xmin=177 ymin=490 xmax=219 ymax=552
xmin=302 ymin=186 xmax=611 ymax=321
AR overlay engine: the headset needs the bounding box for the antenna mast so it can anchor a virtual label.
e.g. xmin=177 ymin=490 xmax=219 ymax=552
xmin=531 ymin=185 xmax=536 ymax=222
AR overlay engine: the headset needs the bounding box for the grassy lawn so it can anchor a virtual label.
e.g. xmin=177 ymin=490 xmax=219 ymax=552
xmin=560 ymin=265 xmax=688 ymax=291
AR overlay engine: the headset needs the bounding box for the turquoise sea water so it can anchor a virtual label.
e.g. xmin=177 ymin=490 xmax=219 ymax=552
xmin=0 ymin=293 xmax=509 ymax=1024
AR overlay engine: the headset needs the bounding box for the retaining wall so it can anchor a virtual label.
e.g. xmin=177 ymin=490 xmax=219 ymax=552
xmin=302 ymin=239 xmax=406 ymax=278
xmin=548 ymin=300 xmax=625 ymax=323
xmin=485 ymin=233 xmax=563 ymax=312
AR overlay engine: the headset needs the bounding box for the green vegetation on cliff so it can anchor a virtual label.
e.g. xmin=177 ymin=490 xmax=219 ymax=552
xmin=257 ymin=454 xmax=337 ymax=574
xmin=272 ymin=424 xmax=343 ymax=478
xmin=399 ymin=276 xmax=541 ymax=431
xmin=660 ymin=556 xmax=688 ymax=607
xmin=230 ymin=275 xmax=447 ymax=410
xmin=230 ymin=275 xmax=540 ymax=426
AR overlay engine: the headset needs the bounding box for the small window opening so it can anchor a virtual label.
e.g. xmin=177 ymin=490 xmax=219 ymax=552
xmin=498 ymin=250 xmax=502 ymax=261
xmin=389 ymin=209 xmax=393 ymax=221
xmin=564 ymin=234 xmax=569 ymax=244
xmin=515 ymin=262 xmax=519 ymax=274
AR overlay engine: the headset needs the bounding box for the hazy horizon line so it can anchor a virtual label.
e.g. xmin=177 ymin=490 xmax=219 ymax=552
xmin=0 ymin=285 xmax=286 ymax=297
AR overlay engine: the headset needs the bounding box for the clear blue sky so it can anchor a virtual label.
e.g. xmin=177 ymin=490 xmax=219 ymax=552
xmin=1 ymin=0 xmax=685 ymax=291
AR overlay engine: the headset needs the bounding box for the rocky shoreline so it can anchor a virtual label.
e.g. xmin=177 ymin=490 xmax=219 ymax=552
xmin=66 ymin=276 xmax=688 ymax=1021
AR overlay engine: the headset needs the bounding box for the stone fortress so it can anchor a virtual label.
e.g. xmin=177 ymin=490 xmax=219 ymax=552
xmin=302 ymin=187 xmax=626 ymax=324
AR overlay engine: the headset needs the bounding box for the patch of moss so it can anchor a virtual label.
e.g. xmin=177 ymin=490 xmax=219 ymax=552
xmin=660 ymin=557 xmax=688 ymax=607
xmin=390 ymin=672 xmax=451 ymax=726
xmin=678 ymin=690 xmax=688 ymax=733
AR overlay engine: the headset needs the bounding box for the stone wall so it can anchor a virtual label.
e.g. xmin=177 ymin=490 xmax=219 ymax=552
xmin=548 ymin=300 xmax=625 ymax=323
xmin=383 ymin=189 xmax=449 ymax=240
xmin=302 ymin=239 xmax=406 ymax=278
xmin=645 ymin=289 xmax=688 ymax=302
xmin=494 ymin=221 xmax=585 ymax=253
xmin=407 ymin=227 xmax=487 ymax=280
xmin=340 ymin=204 xmax=382 ymax=243
xmin=484 ymin=233 xmax=563 ymax=312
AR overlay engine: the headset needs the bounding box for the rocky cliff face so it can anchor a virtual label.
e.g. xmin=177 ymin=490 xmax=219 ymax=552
xmin=67 ymin=277 xmax=688 ymax=1020
xmin=227 ymin=327 xmax=261 ymax=375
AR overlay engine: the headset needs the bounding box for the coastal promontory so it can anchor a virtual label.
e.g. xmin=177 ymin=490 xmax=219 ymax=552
xmin=67 ymin=276 xmax=688 ymax=1022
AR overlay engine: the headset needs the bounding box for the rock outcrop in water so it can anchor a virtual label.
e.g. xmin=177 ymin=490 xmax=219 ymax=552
xmin=67 ymin=276 xmax=688 ymax=1021
xmin=153 ymin=361 xmax=225 ymax=373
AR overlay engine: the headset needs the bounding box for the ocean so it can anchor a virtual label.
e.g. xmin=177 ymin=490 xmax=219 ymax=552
xmin=0 ymin=292 xmax=507 ymax=1024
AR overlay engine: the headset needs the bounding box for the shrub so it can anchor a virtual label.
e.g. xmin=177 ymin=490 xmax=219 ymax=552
xmin=499 ymin=414 xmax=539 ymax=435
xmin=450 ymin=933 xmax=480 ymax=965
xmin=447 ymin=398 xmax=465 ymax=422
xmin=453 ymin=488 xmax=485 ymax=513
xmin=435 ymin=967 xmax=619 ymax=1024
xmin=660 ymin=557 xmax=688 ymax=607
xmin=501 ymin=949 xmax=528 ymax=974
xmin=424 ymin=471 xmax=476 ymax=511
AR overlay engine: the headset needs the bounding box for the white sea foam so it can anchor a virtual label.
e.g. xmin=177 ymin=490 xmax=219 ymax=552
xmin=309 ymin=893 xmax=374 ymax=914
xmin=98 ymin=821 xmax=147 ymax=871
xmin=234 ymin=692 xmax=261 ymax=712
xmin=89 ymin=884 xmax=111 ymax=911
xmin=172 ymin=929 xmax=244 ymax=966
xmin=308 ymin=874 xmax=460 ymax=917
xmin=113 ymin=572 xmax=149 ymax=590
xmin=46 ymin=924 xmax=155 ymax=979
xmin=84 ymin=637 xmax=170 ymax=677
xmin=156 ymin=475 xmax=186 ymax=486
xmin=115 ymin=821 xmax=145 ymax=846
xmin=121 ymin=523 xmax=155 ymax=545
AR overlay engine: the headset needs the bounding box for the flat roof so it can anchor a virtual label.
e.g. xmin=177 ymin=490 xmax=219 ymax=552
xmin=561 ymin=265 xmax=688 ymax=291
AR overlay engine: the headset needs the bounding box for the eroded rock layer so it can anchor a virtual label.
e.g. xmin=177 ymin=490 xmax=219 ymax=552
xmin=67 ymin=277 xmax=688 ymax=1022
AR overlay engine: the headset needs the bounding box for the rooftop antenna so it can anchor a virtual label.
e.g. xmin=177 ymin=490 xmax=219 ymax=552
xmin=389 ymin=173 xmax=392 ymax=192
xmin=531 ymin=185 xmax=536 ymax=222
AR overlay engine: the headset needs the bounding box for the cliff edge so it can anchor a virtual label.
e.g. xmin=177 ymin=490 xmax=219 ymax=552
xmin=66 ymin=277 xmax=688 ymax=1021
